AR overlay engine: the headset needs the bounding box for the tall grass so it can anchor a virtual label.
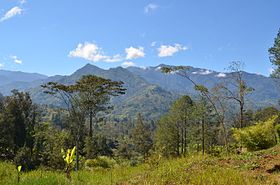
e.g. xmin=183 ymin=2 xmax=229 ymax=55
xmin=0 ymin=154 xmax=275 ymax=184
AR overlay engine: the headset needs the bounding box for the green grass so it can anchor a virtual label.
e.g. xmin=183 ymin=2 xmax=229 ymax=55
xmin=1 ymin=150 xmax=279 ymax=185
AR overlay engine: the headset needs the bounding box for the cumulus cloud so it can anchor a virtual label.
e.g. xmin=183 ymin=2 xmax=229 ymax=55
xmin=125 ymin=46 xmax=145 ymax=60
xmin=11 ymin=55 xmax=22 ymax=64
xmin=121 ymin=61 xmax=136 ymax=68
xmin=0 ymin=6 xmax=23 ymax=22
xmin=0 ymin=63 xmax=4 ymax=68
xmin=144 ymin=3 xmax=159 ymax=14
xmin=192 ymin=70 xmax=213 ymax=75
xmin=216 ymin=73 xmax=226 ymax=78
xmin=69 ymin=42 xmax=122 ymax=63
xmin=158 ymin=44 xmax=187 ymax=57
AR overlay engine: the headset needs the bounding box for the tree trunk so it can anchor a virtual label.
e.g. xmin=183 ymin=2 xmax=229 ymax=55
xmin=184 ymin=127 xmax=187 ymax=155
xmin=75 ymin=138 xmax=79 ymax=171
xmin=89 ymin=111 xmax=93 ymax=137
xmin=181 ymin=129 xmax=184 ymax=155
xmin=202 ymin=119 xmax=205 ymax=155
xmin=240 ymin=102 xmax=244 ymax=128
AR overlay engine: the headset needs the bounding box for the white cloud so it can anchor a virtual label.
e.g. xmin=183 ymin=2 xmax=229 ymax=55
xmin=151 ymin=41 xmax=156 ymax=47
xmin=268 ymin=68 xmax=275 ymax=75
xmin=158 ymin=44 xmax=187 ymax=57
xmin=125 ymin=46 xmax=145 ymax=60
xmin=0 ymin=6 xmax=23 ymax=22
xmin=216 ymin=73 xmax=226 ymax=78
xmin=11 ymin=55 xmax=22 ymax=64
xmin=0 ymin=63 xmax=4 ymax=68
xmin=121 ymin=61 xmax=136 ymax=68
xmin=19 ymin=0 xmax=27 ymax=4
xmin=69 ymin=42 xmax=122 ymax=63
xmin=192 ymin=70 xmax=213 ymax=75
xmin=144 ymin=3 xmax=159 ymax=14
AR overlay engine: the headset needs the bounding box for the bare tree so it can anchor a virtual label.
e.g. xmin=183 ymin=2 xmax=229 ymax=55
xmin=216 ymin=61 xmax=254 ymax=129
xmin=161 ymin=66 xmax=229 ymax=149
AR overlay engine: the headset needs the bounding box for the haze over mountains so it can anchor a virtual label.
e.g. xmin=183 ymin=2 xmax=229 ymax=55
xmin=0 ymin=64 xmax=279 ymax=120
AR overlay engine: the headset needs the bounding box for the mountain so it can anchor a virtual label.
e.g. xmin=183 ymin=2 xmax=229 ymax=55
xmin=127 ymin=65 xmax=280 ymax=109
xmin=25 ymin=64 xmax=176 ymax=120
xmin=0 ymin=70 xmax=48 ymax=95
xmin=0 ymin=63 xmax=280 ymax=120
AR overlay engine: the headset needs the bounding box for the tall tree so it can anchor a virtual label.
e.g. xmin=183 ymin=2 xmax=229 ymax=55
xmin=76 ymin=75 xmax=126 ymax=137
xmin=170 ymin=95 xmax=195 ymax=155
xmin=161 ymin=66 xmax=229 ymax=150
xmin=155 ymin=95 xmax=196 ymax=157
xmin=0 ymin=90 xmax=39 ymax=161
xmin=42 ymin=82 xmax=86 ymax=171
xmin=131 ymin=113 xmax=153 ymax=158
xmin=41 ymin=75 xmax=125 ymax=170
xmin=216 ymin=61 xmax=254 ymax=129
xmin=269 ymin=29 xmax=280 ymax=78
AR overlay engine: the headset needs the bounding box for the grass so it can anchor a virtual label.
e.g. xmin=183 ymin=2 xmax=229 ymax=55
xmin=2 ymin=146 xmax=280 ymax=184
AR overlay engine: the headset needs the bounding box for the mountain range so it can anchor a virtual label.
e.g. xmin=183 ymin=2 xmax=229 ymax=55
xmin=0 ymin=64 xmax=279 ymax=120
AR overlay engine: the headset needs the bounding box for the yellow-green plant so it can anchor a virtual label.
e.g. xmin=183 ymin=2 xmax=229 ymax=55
xmin=232 ymin=116 xmax=278 ymax=151
xmin=17 ymin=165 xmax=22 ymax=183
xmin=61 ymin=146 xmax=76 ymax=179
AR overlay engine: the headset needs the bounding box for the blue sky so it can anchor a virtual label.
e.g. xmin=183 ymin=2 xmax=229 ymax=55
xmin=0 ymin=0 xmax=279 ymax=76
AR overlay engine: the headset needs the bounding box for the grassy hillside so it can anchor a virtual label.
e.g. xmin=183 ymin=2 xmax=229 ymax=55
xmin=2 ymin=145 xmax=280 ymax=185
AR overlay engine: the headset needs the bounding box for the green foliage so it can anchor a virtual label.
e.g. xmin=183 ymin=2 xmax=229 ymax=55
xmin=14 ymin=147 xmax=34 ymax=171
xmin=84 ymin=135 xmax=114 ymax=159
xmin=269 ymin=29 xmax=280 ymax=78
xmin=155 ymin=115 xmax=179 ymax=157
xmin=232 ymin=116 xmax=278 ymax=151
xmin=131 ymin=113 xmax=153 ymax=158
xmin=61 ymin=146 xmax=76 ymax=179
xmin=85 ymin=156 xmax=116 ymax=169
xmin=254 ymin=107 xmax=280 ymax=123
xmin=275 ymin=124 xmax=280 ymax=141
xmin=62 ymin=146 xmax=76 ymax=166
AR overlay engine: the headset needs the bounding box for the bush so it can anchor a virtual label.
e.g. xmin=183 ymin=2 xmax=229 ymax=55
xmin=232 ymin=116 xmax=278 ymax=151
xmin=85 ymin=156 xmax=116 ymax=169
xmin=207 ymin=146 xmax=225 ymax=157
xmin=14 ymin=147 xmax=35 ymax=171
xmin=275 ymin=124 xmax=280 ymax=141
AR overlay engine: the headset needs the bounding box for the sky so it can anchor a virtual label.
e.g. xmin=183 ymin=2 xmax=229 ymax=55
xmin=0 ymin=0 xmax=279 ymax=76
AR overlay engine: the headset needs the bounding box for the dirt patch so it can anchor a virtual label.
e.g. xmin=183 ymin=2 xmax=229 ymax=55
xmin=267 ymin=164 xmax=280 ymax=174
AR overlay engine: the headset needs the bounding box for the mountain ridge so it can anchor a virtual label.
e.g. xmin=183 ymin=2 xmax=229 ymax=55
xmin=0 ymin=63 xmax=279 ymax=120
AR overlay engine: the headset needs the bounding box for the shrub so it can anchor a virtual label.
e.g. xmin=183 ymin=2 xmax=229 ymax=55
xmin=14 ymin=147 xmax=35 ymax=171
xmin=207 ymin=146 xmax=225 ymax=157
xmin=232 ymin=116 xmax=278 ymax=151
xmin=275 ymin=124 xmax=280 ymax=141
xmin=85 ymin=156 xmax=116 ymax=169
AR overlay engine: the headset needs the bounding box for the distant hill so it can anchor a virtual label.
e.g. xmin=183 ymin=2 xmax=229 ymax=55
xmin=127 ymin=64 xmax=280 ymax=109
xmin=0 ymin=70 xmax=48 ymax=95
xmin=0 ymin=63 xmax=280 ymax=120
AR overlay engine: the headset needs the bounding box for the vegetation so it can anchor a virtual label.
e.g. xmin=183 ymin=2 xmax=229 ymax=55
xmin=1 ymin=29 xmax=280 ymax=184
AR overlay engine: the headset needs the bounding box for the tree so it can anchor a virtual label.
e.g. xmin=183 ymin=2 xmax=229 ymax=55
xmin=216 ymin=61 xmax=254 ymax=129
xmin=170 ymin=95 xmax=195 ymax=155
xmin=76 ymin=75 xmax=126 ymax=137
xmin=155 ymin=95 xmax=197 ymax=157
xmin=161 ymin=66 xmax=229 ymax=150
xmin=42 ymin=82 xmax=85 ymax=170
xmin=269 ymin=29 xmax=280 ymax=78
xmin=41 ymin=75 xmax=125 ymax=170
xmin=254 ymin=107 xmax=280 ymax=124
xmin=155 ymin=114 xmax=180 ymax=157
xmin=131 ymin=113 xmax=153 ymax=158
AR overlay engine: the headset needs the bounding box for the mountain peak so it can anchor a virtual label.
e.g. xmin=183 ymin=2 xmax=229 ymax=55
xmin=72 ymin=63 xmax=104 ymax=76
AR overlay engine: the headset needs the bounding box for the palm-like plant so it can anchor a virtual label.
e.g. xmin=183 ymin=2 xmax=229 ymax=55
xmin=61 ymin=146 xmax=76 ymax=179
